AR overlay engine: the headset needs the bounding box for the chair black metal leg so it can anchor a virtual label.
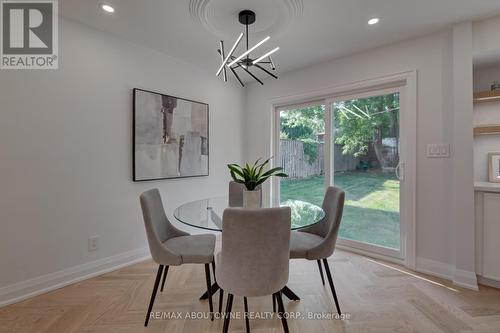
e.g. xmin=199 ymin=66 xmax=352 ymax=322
xmin=281 ymin=285 xmax=300 ymax=301
xmin=323 ymin=258 xmax=341 ymax=315
xmin=211 ymin=260 xmax=224 ymax=314
xmin=222 ymin=293 xmax=234 ymax=333
xmin=317 ymin=259 xmax=325 ymax=285
xmin=204 ymin=263 xmax=214 ymax=321
xmin=275 ymin=291 xmax=289 ymax=333
xmin=272 ymin=294 xmax=276 ymax=312
xmin=244 ymin=297 xmax=250 ymax=333
xmin=144 ymin=265 xmax=164 ymax=327
xmin=160 ymin=265 xmax=169 ymax=292
xmin=199 ymin=282 xmax=219 ymax=300
xmin=219 ymin=288 xmax=224 ymax=313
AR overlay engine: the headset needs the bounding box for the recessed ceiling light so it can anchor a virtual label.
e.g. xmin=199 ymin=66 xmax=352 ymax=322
xmin=368 ymin=18 xmax=380 ymax=25
xmin=100 ymin=3 xmax=115 ymax=13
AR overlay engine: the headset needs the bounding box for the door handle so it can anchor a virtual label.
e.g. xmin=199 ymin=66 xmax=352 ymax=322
xmin=395 ymin=162 xmax=404 ymax=181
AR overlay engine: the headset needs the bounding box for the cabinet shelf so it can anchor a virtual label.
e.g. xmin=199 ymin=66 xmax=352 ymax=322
xmin=475 ymin=181 xmax=500 ymax=193
xmin=474 ymin=90 xmax=500 ymax=103
xmin=474 ymin=125 xmax=500 ymax=136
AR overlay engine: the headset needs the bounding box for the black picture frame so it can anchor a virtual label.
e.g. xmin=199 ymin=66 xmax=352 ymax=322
xmin=133 ymin=88 xmax=209 ymax=182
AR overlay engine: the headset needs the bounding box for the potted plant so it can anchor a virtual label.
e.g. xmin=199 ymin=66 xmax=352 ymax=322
xmin=227 ymin=158 xmax=288 ymax=208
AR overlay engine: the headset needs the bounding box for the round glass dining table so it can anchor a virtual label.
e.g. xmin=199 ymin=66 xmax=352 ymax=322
xmin=173 ymin=197 xmax=325 ymax=302
xmin=174 ymin=197 xmax=325 ymax=231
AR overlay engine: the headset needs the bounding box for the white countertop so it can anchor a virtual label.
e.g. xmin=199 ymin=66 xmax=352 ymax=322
xmin=475 ymin=181 xmax=500 ymax=193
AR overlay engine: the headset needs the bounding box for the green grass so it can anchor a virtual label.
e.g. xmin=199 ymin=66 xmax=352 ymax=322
xmin=280 ymin=171 xmax=400 ymax=249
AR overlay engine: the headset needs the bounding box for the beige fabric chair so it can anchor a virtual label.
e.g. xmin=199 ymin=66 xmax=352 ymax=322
xmin=140 ymin=189 xmax=216 ymax=326
xmin=289 ymin=186 xmax=345 ymax=314
xmin=216 ymin=207 xmax=291 ymax=333
xmin=228 ymin=181 xmax=262 ymax=207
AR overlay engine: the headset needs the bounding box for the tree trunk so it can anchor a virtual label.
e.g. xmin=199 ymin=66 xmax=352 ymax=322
xmin=373 ymin=127 xmax=388 ymax=168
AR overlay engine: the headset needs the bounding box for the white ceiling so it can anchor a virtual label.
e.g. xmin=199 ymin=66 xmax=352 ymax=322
xmin=61 ymin=0 xmax=500 ymax=81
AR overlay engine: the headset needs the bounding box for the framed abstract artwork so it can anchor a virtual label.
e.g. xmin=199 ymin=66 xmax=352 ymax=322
xmin=488 ymin=152 xmax=500 ymax=183
xmin=133 ymin=88 xmax=209 ymax=181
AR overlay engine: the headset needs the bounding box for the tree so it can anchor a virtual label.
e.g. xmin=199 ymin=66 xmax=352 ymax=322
xmin=279 ymin=94 xmax=400 ymax=168
xmin=280 ymin=105 xmax=325 ymax=163
xmin=334 ymin=93 xmax=399 ymax=167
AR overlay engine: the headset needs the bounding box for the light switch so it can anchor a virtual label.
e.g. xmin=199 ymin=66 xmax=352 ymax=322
xmin=88 ymin=236 xmax=100 ymax=252
xmin=427 ymin=144 xmax=450 ymax=158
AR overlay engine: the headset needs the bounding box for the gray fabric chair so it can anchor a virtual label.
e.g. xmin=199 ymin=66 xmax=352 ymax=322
xmin=289 ymin=186 xmax=345 ymax=314
xmin=216 ymin=207 xmax=291 ymax=333
xmin=140 ymin=189 xmax=216 ymax=326
xmin=228 ymin=181 xmax=262 ymax=207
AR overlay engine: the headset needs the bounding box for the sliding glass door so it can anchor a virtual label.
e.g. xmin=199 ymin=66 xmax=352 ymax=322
xmin=275 ymin=87 xmax=406 ymax=260
xmin=330 ymin=90 xmax=401 ymax=257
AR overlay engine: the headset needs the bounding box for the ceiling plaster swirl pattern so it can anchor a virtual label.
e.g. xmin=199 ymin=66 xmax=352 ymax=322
xmin=189 ymin=0 xmax=303 ymax=39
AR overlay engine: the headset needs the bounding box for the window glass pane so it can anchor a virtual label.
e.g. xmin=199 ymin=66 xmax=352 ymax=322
xmin=333 ymin=93 xmax=400 ymax=250
xmin=279 ymin=105 xmax=326 ymax=207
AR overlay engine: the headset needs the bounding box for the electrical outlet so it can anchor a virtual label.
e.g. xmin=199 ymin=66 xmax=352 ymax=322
xmin=427 ymin=144 xmax=450 ymax=158
xmin=88 ymin=236 xmax=99 ymax=252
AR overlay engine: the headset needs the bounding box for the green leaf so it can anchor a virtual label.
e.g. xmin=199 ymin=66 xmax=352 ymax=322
xmin=255 ymin=175 xmax=271 ymax=186
xmin=242 ymin=167 xmax=250 ymax=179
xmin=227 ymin=164 xmax=244 ymax=178
xmin=275 ymin=172 xmax=288 ymax=177
xmin=229 ymin=170 xmax=244 ymax=183
xmin=260 ymin=166 xmax=284 ymax=178
xmin=256 ymin=157 xmax=271 ymax=177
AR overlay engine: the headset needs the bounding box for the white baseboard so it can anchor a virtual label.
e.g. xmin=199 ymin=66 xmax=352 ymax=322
xmin=453 ymin=268 xmax=479 ymax=290
xmin=416 ymin=257 xmax=478 ymax=290
xmin=478 ymin=276 xmax=500 ymax=289
xmin=416 ymin=257 xmax=454 ymax=280
xmin=0 ymin=247 xmax=151 ymax=308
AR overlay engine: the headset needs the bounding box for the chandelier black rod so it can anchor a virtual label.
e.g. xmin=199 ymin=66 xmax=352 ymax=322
xmin=230 ymin=67 xmax=244 ymax=87
xmin=240 ymin=65 xmax=263 ymax=85
xmin=254 ymin=63 xmax=278 ymax=79
xmin=268 ymin=56 xmax=276 ymax=70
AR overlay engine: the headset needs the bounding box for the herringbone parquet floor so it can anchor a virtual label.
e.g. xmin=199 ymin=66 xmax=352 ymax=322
xmin=1 ymin=250 xmax=500 ymax=333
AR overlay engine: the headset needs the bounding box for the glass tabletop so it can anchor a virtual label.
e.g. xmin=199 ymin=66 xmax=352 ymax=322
xmin=173 ymin=197 xmax=325 ymax=232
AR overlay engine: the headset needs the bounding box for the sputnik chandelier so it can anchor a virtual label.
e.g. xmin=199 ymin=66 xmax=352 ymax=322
xmin=216 ymin=10 xmax=279 ymax=87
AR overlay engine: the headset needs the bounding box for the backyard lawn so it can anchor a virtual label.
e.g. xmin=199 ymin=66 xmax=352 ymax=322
xmin=280 ymin=171 xmax=400 ymax=249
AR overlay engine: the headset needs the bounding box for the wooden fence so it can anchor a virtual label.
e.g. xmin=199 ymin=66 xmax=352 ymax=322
xmin=280 ymin=140 xmax=360 ymax=179
xmin=280 ymin=140 xmax=324 ymax=179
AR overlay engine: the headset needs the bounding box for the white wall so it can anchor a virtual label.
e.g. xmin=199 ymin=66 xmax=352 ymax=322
xmin=473 ymin=15 xmax=500 ymax=56
xmin=245 ymin=30 xmax=457 ymax=274
xmin=0 ymin=18 xmax=245 ymax=300
xmin=450 ymin=22 xmax=476 ymax=289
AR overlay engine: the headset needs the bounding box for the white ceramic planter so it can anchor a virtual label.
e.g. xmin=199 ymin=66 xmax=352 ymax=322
xmin=243 ymin=189 xmax=262 ymax=208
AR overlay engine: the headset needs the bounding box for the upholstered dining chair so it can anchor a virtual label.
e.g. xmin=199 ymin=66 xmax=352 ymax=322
xmin=216 ymin=207 xmax=291 ymax=333
xmin=289 ymin=186 xmax=345 ymax=314
xmin=228 ymin=181 xmax=261 ymax=207
xmin=140 ymin=189 xmax=216 ymax=327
